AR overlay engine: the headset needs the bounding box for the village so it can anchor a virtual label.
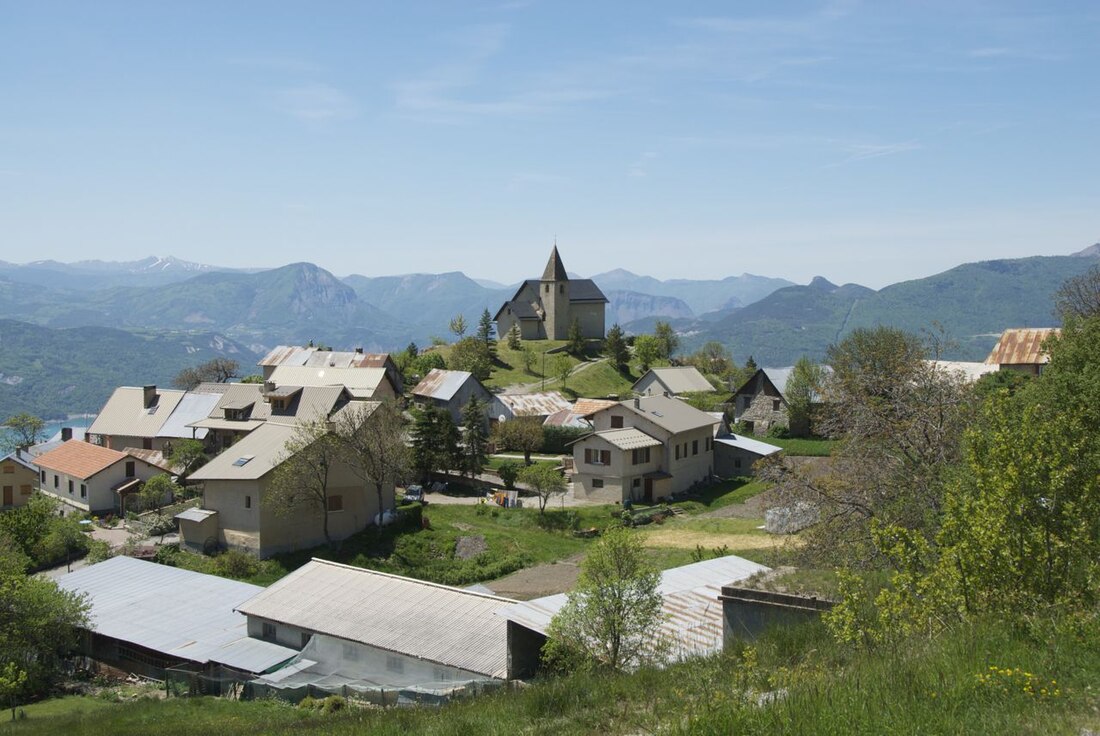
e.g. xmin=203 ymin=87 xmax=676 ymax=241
xmin=0 ymin=246 xmax=1067 ymax=721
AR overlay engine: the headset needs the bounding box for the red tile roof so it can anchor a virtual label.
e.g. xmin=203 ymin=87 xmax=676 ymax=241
xmin=34 ymin=440 xmax=128 ymax=480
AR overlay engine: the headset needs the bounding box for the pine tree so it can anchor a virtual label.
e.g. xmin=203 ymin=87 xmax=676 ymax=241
xmin=507 ymin=323 xmax=522 ymax=350
xmin=461 ymin=398 xmax=489 ymax=479
xmin=477 ymin=308 xmax=498 ymax=361
xmin=567 ymin=318 xmax=585 ymax=357
xmin=604 ymin=324 xmax=629 ymax=370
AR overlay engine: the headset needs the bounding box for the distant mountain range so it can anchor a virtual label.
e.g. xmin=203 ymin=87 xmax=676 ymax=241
xmin=0 ymin=245 xmax=1096 ymax=418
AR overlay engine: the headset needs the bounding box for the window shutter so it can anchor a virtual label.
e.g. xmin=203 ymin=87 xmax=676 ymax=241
xmin=601 ymin=450 xmax=611 ymax=465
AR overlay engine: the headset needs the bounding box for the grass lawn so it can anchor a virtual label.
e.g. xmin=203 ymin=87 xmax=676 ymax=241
xmin=755 ymin=436 xmax=836 ymax=456
xmin=557 ymin=360 xmax=637 ymax=399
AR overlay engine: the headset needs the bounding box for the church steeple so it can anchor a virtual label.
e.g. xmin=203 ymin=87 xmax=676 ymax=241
xmin=541 ymin=245 xmax=568 ymax=282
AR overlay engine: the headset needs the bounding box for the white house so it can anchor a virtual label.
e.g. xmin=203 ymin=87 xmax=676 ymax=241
xmin=34 ymin=439 xmax=167 ymax=514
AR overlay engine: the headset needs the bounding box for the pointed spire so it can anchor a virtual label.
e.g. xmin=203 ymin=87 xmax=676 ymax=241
xmin=541 ymin=244 xmax=568 ymax=281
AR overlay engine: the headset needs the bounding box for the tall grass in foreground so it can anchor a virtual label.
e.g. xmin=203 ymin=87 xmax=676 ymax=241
xmin=5 ymin=617 xmax=1098 ymax=735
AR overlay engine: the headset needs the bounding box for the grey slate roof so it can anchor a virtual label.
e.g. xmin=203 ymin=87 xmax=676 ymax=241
xmin=541 ymin=245 xmax=569 ymax=281
xmin=236 ymin=559 xmax=516 ymax=679
xmin=57 ymin=556 xmax=297 ymax=674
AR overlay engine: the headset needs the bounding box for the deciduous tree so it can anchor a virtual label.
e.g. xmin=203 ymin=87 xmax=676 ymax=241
xmin=784 ymin=356 xmax=826 ymax=437
xmin=173 ymin=358 xmax=240 ymax=390
xmin=266 ymin=418 xmax=343 ymax=548
xmin=449 ymin=314 xmax=468 ymax=338
xmin=449 ymin=337 xmax=492 ymax=381
xmin=653 ymin=321 xmax=679 ymax=360
xmin=633 ymin=335 xmax=661 ymax=372
xmin=334 ymin=401 xmax=410 ymax=523
xmin=517 ymin=462 xmax=567 ymax=515
xmin=544 ymin=527 xmax=664 ymax=671
xmin=494 ymin=416 xmax=544 ymax=465
xmin=1054 ymin=264 xmax=1100 ymax=320
xmin=1 ymin=414 xmax=44 ymax=450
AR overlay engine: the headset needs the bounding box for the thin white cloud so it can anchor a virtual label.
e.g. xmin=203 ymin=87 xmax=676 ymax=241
xmin=275 ymin=84 xmax=356 ymax=121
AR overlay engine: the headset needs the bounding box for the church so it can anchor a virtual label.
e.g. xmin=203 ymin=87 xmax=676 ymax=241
xmin=494 ymin=246 xmax=608 ymax=341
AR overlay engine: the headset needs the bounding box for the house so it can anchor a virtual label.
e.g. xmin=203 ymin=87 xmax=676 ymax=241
xmin=258 ymin=345 xmax=403 ymax=394
xmin=498 ymin=555 xmax=770 ymax=675
xmin=187 ymin=383 xmax=353 ymax=452
xmin=1 ymin=449 xmax=37 ymax=509
xmin=632 ymin=366 xmax=716 ymax=397
xmin=56 ymin=556 xmax=297 ymax=679
xmin=729 ymin=369 xmax=788 ymax=434
xmin=87 ymin=385 xmax=223 ymax=453
xmin=411 ymin=369 xmax=493 ymax=425
xmin=984 ymin=327 xmax=1061 ymax=376
xmin=33 ymin=439 xmax=167 ymax=514
xmin=570 ymin=395 xmax=719 ymax=503
xmin=494 ymin=246 xmax=608 ymax=341
xmin=182 ymin=408 xmax=392 ymax=558
xmin=237 ymin=559 xmax=518 ymax=686
xmin=490 ymin=391 xmax=572 ymax=424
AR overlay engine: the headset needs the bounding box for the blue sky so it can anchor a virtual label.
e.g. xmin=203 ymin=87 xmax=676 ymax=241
xmin=1 ymin=1 xmax=1097 ymax=288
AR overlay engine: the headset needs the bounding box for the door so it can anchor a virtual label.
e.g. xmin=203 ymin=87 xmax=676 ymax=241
xmin=2 ymin=486 xmax=12 ymax=506
xmin=643 ymin=478 xmax=653 ymax=504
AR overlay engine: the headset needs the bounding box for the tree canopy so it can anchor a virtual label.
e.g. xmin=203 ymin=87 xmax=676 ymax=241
xmin=173 ymin=358 xmax=240 ymax=390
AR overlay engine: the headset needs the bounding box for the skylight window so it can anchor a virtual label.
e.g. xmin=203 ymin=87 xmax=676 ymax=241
xmin=232 ymin=455 xmax=254 ymax=467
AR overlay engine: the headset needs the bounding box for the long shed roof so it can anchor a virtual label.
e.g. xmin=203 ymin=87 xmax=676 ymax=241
xmin=57 ymin=556 xmax=297 ymax=673
xmin=236 ymin=559 xmax=516 ymax=678
xmin=88 ymin=386 xmax=185 ymax=439
xmin=984 ymin=328 xmax=1060 ymax=366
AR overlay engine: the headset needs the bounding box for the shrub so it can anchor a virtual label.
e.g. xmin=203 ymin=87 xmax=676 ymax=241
xmin=395 ymin=502 xmax=423 ymax=531
xmin=321 ymin=695 xmax=346 ymax=714
xmin=498 ymin=461 xmax=520 ymax=489
xmin=542 ymin=426 xmax=589 ymax=454
xmin=766 ymin=424 xmax=791 ymax=439
xmin=211 ymin=549 xmax=260 ymax=579
xmin=85 ymin=539 xmax=113 ymax=564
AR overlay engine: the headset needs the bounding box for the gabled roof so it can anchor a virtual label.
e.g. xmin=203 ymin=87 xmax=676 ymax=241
xmin=984 ymin=328 xmax=1060 ymax=366
xmin=1 ymin=451 xmax=36 ymax=472
xmin=731 ymin=369 xmax=786 ymax=402
xmin=268 ymin=365 xmax=391 ymax=396
xmin=236 ymin=559 xmax=516 ymax=679
xmin=572 ymin=398 xmax=619 ymax=417
xmin=541 ymin=246 xmax=568 ymax=281
xmin=259 ymin=345 xmax=396 ymax=371
xmin=88 ymin=386 xmax=185 ymax=439
xmin=606 ymin=395 xmax=719 ymax=435
xmin=33 ymin=440 xmax=131 ymax=480
xmin=412 ymin=369 xmax=483 ymax=402
xmin=57 ymin=556 xmax=297 ymax=673
xmin=188 ymin=423 xmax=300 ymax=481
xmin=493 ymin=276 xmax=608 ymax=322
xmin=634 ymin=366 xmax=715 ymax=395
xmin=157 ymin=391 xmax=223 ymax=440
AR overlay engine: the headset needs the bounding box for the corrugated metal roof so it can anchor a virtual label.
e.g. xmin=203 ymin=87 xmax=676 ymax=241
xmin=236 ymin=559 xmax=516 ymax=678
xmin=497 ymin=555 xmax=769 ymax=660
xmin=494 ymin=391 xmax=572 ymax=419
xmin=926 ymin=360 xmax=999 ymax=382
xmin=984 ymin=328 xmax=1060 ymax=366
xmin=594 ymin=428 xmax=662 ymax=450
xmin=187 ymin=417 xmax=266 ymax=432
xmin=57 ymin=556 xmax=297 ymax=673
xmin=715 ymin=434 xmax=782 ymax=457
xmin=412 ymin=369 xmax=475 ymax=401
xmin=572 ymin=399 xmax=619 ymax=417
xmin=88 ymin=387 xmax=185 ymax=439
xmin=176 ymin=507 xmax=218 ymax=522
xmin=258 ymin=345 xmax=314 ymax=368
xmin=209 ymin=384 xmax=271 ymax=420
xmin=157 ymin=392 xmax=222 ymax=440
xmin=542 ymin=409 xmax=592 ymax=428
xmin=188 ymin=423 xmax=300 ymax=481
xmin=634 ymin=367 xmax=716 ymax=395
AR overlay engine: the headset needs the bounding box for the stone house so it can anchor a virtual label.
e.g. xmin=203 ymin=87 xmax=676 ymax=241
xmin=571 ymin=395 xmax=718 ymax=504
xmin=729 ymin=369 xmax=788 ymax=434
xmin=494 ymin=246 xmax=608 ymax=341
xmin=410 ymin=369 xmax=493 ymax=425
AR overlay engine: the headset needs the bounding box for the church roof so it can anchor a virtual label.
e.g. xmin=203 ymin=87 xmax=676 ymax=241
xmin=541 ymin=246 xmax=568 ymax=281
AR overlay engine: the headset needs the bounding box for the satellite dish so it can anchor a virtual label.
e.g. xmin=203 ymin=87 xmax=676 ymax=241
xmin=498 ymin=415 xmax=507 ymax=423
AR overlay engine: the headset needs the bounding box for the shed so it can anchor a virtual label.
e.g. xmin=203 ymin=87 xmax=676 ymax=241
xmin=714 ymin=433 xmax=782 ymax=476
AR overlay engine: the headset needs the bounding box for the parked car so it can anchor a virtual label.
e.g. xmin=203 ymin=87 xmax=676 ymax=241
xmin=403 ymin=485 xmax=426 ymax=504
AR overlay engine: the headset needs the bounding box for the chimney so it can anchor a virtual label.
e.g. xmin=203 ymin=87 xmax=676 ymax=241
xmin=663 ymin=391 xmax=670 ymax=398
xmin=143 ymin=385 xmax=157 ymax=408
xmin=633 ymin=397 xmax=640 ymax=409
xmin=263 ymin=381 xmax=276 ymax=396
xmin=14 ymin=447 xmax=21 ymax=460
xmin=61 ymin=427 xmax=73 ymax=442
xmin=355 ymin=347 xmax=363 ymax=354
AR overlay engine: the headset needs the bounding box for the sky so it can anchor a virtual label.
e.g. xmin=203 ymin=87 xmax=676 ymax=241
xmin=1 ymin=1 xmax=1098 ymax=288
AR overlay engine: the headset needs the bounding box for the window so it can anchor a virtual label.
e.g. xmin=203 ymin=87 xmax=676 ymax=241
xmin=53 ymin=475 xmax=59 ymax=488
xmin=675 ymin=445 xmax=680 ymax=460
xmin=559 ymin=284 xmax=564 ymax=294
xmin=142 ymin=438 xmax=152 ymax=450
xmin=610 ymin=415 xmax=624 ymax=429
xmin=544 ymin=284 xmax=550 ymax=293
xmin=632 ymin=478 xmax=641 ymax=488
xmin=80 ymin=484 xmax=87 ymax=498
xmin=692 ymin=440 xmax=699 ymax=456
xmin=585 ymin=449 xmax=610 ymax=465
xmin=20 ymin=485 xmax=32 ymax=496
xmin=40 ymin=470 xmax=45 ymax=483
xmin=125 ymin=461 xmax=135 ymax=477
xmin=327 ymin=495 xmax=344 ymax=512
xmin=705 ymin=437 xmax=712 ymax=451
xmin=232 ymin=455 xmax=254 ymax=467
xmin=632 ymin=447 xmax=650 ymax=465
xmin=592 ymin=478 xmax=604 ymax=488
xmin=772 ymin=399 xmax=781 ymax=411
xmin=734 ymin=458 xmax=742 ymax=469
xmin=244 ymin=495 xmax=251 ymax=509
xmin=261 ymin=622 xmax=276 ymax=641
xmin=2 ymin=464 xmax=12 ymax=474
xmin=68 ymin=479 xmax=73 ymax=494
